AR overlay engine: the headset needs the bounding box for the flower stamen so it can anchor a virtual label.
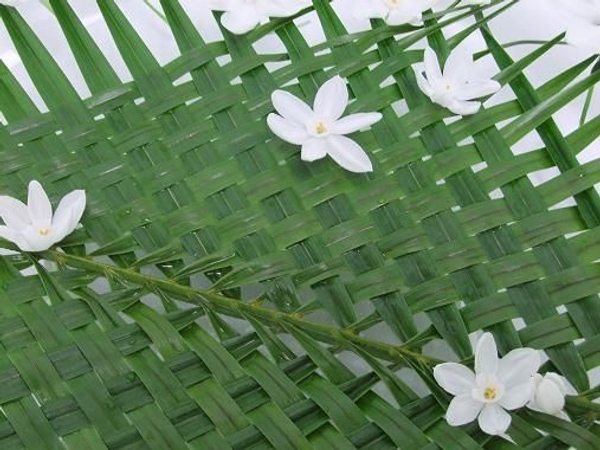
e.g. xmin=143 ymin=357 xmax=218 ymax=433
xmin=315 ymin=121 xmax=328 ymax=135
xmin=39 ymin=228 xmax=51 ymax=236
xmin=484 ymin=387 xmax=497 ymax=400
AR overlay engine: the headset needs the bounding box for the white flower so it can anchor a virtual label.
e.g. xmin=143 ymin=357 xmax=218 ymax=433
xmin=0 ymin=180 xmax=86 ymax=252
xmin=528 ymin=372 xmax=575 ymax=420
xmin=354 ymin=0 xmax=436 ymax=26
xmin=433 ymin=333 xmax=541 ymax=436
xmin=267 ymin=75 xmax=382 ymax=173
xmin=413 ymin=46 xmax=501 ymax=116
xmin=208 ymin=0 xmax=307 ymax=35
xmin=557 ymin=0 xmax=600 ymax=53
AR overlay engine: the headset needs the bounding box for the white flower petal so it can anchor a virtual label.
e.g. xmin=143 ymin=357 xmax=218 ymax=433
xmin=446 ymin=394 xmax=483 ymax=426
xmin=530 ymin=373 xmax=543 ymax=392
xmin=413 ymin=67 xmax=434 ymax=97
xmin=544 ymin=372 xmax=572 ymax=395
xmin=536 ymin=378 xmax=566 ymax=414
xmin=529 ymin=373 xmax=569 ymax=416
xmin=475 ymin=332 xmax=498 ymax=375
xmin=354 ymin=2 xmax=387 ymax=20
xmin=20 ymin=227 xmax=55 ymax=252
xmin=499 ymin=381 xmax=533 ymax=410
xmin=267 ymin=113 xmax=310 ymax=145
xmin=497 ymin=348 xmax=540 ymax=387
xmin=330 ymin=112 xmax=382 ymax=135
xmin=0 ymin=225 xmax=29 ymax=251
xmin=27 ymin=180 xmax=52 ymax=228
xmin=407 ymin=16 xmax=424 ymax=27
xmin=433 ymin=363 xmax=476 ymax=396
xmin=478 ymin=404 xmax=511 ymax=436
xmin=52 ymin=190 xmax=86 ymax=243
xmin=423 ymin=47 xmax=443 ymax=86
xmin=0 ymin=195 xmax=31 ymax=229
xmin=443 ymin=46 xmax=471 ymax=82
xmin=386 ymin=8 xmax=422 ymax=26
xmin=271 ymin=90 xmax=314 ymax=124
xmin=326 ymin=135 xmax=373 ymax=173
xmin=448 ymin=99 xmax=481 ymax=116
xmin=220 ymin=9 xmax=261 ymax=34
xmin=207 ymin=0 xmax=231 ymax=11
xmin=454 ymin=80 xmax=501 ymax=101
xmin=264 ymin=1 xmax=304 ymax=17
xmin=313 ymin=75 xmax=349 ymax=121
xmin=301 ymin=138 xmax=328 ymax=162
xmin=380 ymin=0 xmax=435 ymax=25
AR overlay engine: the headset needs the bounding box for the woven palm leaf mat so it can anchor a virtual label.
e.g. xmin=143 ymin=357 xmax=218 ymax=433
xmin=0 ymin=1 xmax=599 ymax=449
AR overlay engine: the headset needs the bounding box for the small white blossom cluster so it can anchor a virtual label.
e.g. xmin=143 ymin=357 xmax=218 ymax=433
xmin=267 ymin=45 xmax=500 ymax=173
xmin=434 ymin=333 xmax=576 ymax=437
xmin=200 ymin=2 xmax=504 ymax=173
xmin=0 ymin=4 xmax=503 ymax=245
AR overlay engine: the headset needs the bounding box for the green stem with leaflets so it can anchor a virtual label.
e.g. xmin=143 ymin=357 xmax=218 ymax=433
xmin=41 ymin=249 xmax=439 ymax=367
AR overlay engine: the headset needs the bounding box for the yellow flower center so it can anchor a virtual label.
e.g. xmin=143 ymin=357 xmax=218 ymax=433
xmin=39 ymin=228 xmax=51 ymax=236
xmin=385 ymin=0 xmax=401 ymax=7
xmin=315 ymin=121 xmax=328 ymax=135
xmin=484 ymin=387 xmax=498 ymax=400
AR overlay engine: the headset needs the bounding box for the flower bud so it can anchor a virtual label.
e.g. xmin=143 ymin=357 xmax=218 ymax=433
xmin=529 ymin=373 xmax=569 ymax=416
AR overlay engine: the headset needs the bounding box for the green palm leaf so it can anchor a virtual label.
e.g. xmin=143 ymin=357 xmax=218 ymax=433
xmin=0 ymin=0 xmax=598 ymax=448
